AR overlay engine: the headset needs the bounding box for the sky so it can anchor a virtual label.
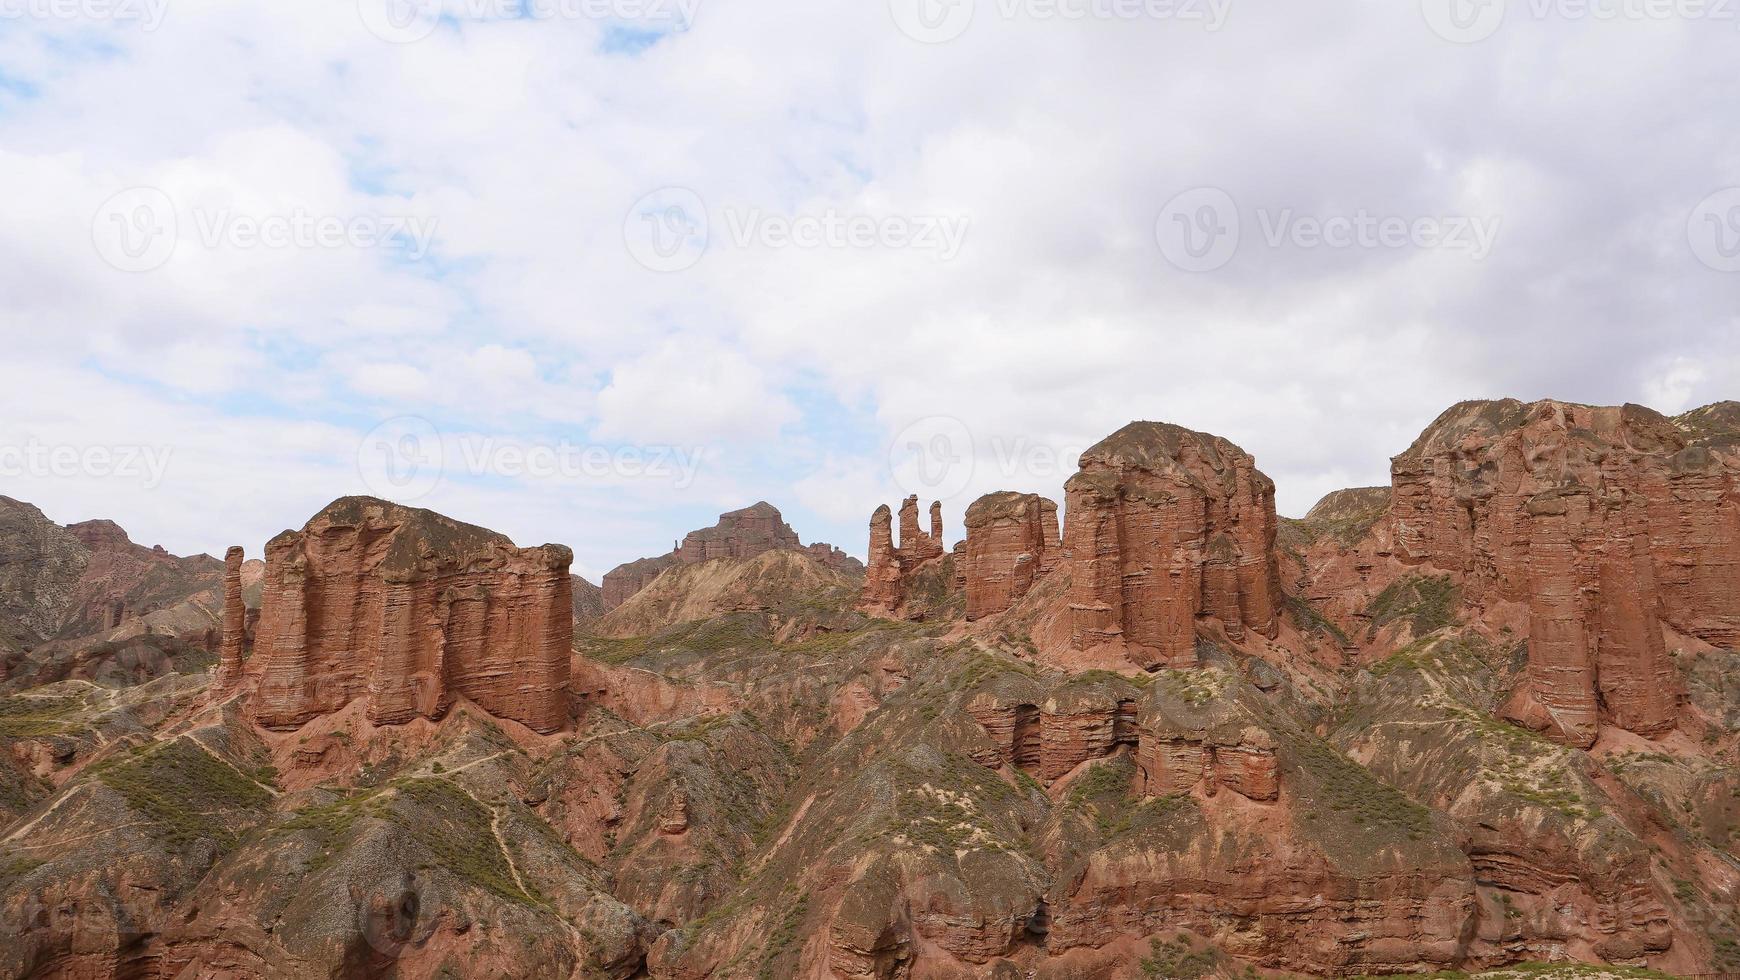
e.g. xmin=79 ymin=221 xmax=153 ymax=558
xmin=0 ymin=0 xmax=1737 ymax=580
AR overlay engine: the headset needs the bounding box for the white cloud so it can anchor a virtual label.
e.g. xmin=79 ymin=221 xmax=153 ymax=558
xmin=0 ymin=0 xmax=1736 ymax=568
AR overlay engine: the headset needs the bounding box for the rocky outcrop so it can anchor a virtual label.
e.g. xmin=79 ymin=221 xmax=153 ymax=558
xmin=961 ymin=491 xmax=1059 ymax=620
xmin=249 ymin=497 xmax=572 ymax=733
xmin=0 ymin=499 xmax=222 ymax=658
xmin=602 ymin=555 xmax=676 ymax=612
xmin=859 ymin=495 xmax=952 ymax=618
xmin=600 ymin=502 xmax=860 ymax=612
xmin=1061 ymin=422 xmax=1282 ymax=669
xmin=590 ymin=548 xmax=859 ymax=639
xmin=674 ymin=501 xmax=799 ymax=563
xmin=1388 ymin=400 xmax=1718 ymax=745
xmin=215 ymin=546 xmax=246 ymax=692
xmin=572 ymin=574 xmax=605 ymax=627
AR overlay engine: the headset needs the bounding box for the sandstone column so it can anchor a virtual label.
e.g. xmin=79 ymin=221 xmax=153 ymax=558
xmin=215 ymin=546 xmax=246 ymax=692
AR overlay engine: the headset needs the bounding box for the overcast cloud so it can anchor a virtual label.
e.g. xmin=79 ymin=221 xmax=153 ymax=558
xmin=0 ymin=0 xmax=1736 ymax=576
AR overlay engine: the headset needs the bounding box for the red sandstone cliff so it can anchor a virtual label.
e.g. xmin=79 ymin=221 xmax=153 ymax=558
xmin=1385 ymin=400 xmax=1720 ymax=746
xmin=859 ymin=495 xmax=954 ymax=618
xmin=961 ymin=491 xmax=1059 ymax=620
xmin=214 ymin=546 xmax=245 ymax=692
xmin=249 ymin=496 xmax=572 ymax=734
xmin=1057 ymin=422 xmax=1282 ymax=670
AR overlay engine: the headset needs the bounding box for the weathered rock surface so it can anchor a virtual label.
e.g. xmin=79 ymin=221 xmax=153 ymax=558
xmin=961 ymin=491 xmax=1059 ymax=620
xmin=1387 ymin=400 xmax=1720 ymax=745
xmin=249 ymin=497 xmax=572 ymax=734
xmin=1059 ymin=422 xmax=1282 ymax=669
xmin=214 ymin=546 xmax=246 ymax=692
xmin=859 ymin=495 xmax=958 ymax=619
xmin=572 ymin=574 xmax=605 ymax=627
xmin=601 ymin=502 xmax=860 ymax=612
xmin=0 ymin=498 xmax=222 ymax=660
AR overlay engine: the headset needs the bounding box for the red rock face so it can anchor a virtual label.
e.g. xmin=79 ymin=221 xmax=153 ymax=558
xmin=961 ymin=492 xmax=1059 ymax=620
xmin=1061 ymin=422 xmax=1281 ymax=669
xmin=1136 ymin=725 xmax=1279 ymax=801
xmin=673 ymin=501 xmax=800 ymax=563
xmin=1387 ymin=400 xmax=1719 ymax=745
xmin=249 ymin=497 xmax=572 ymax=734
xmin=859 ymin=495 xmax=948 ymax=616
xmin=601 ymin=502 xmax=860 ymax=612
xmin=215 ymin=546 xmax=245 ymax=692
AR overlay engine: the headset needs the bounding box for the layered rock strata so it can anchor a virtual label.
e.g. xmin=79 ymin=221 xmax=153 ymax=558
xmin=249 ymin=497 xmax=572 ymax=733
xmin=859 ymin=495 xmax=948 ymax=616
xmin=1388 ymin=400 xmax=1719 ymax=745
xmin=961 ymin=491 xmax=1060 ymax=620
xmin=214 ymin=546 xmax=246 ymax=691
xmin=1061 ymin=422 xmax=1282 ymax=669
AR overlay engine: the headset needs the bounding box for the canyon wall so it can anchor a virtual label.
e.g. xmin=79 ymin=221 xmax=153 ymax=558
xmin=1386 ymin=400 xmax=1734 ymax=745
xmin=249 ymin=496 xmax=572 ymax=733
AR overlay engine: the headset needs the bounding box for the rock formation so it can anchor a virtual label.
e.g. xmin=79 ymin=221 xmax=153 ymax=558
xmin=601 ymin=502 xmax=860 ymax=612
xmin=572 ymin=574 xmax=605 ymax=627
xmin=1060 ymin=422 xmax=1282 ymax=669
xmin=601 ymin=555 xmax=675 ymax=612
xmin=249 ymin=497 xmax=572 ymax=733
xmin=961 ymin=491 xmax=1059 ymax=620
xmin=1387 ymin=400 xmax=1723 ymax=745
xmin=214 ymin=546 xmax=246 ymax=692
xmin=859 ymin=495 xmax=951 ymax=617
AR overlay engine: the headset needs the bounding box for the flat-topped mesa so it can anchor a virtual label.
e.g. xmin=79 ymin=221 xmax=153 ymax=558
xmin=600 ymin=502 xmax=860 ymax=611
xmin=961 ymin=492 xmax=1060 ymax=620
xmin=859 ymin=495 xmax=948 ymax=616
xmin=249 ymin=497 xmax=572 ymax=734
xmin=214 ymin=546 xmax=246 ymax=692
xmin=673 ymin=501 xmax=799 ymax=563
xmin=1389 ymin=398 xmax=1725 ymax=746
xmin=1062 ymin=422 xmax=1281 ymax=670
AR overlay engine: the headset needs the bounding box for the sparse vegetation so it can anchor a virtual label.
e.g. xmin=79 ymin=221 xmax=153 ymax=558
xmin=89 ymin=738 xmax=271 ymax=848
xmin=1366 ymin=574 xmax=1459 ymax=640
xmin=386 ymin=777 xmax=544 ymax=907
